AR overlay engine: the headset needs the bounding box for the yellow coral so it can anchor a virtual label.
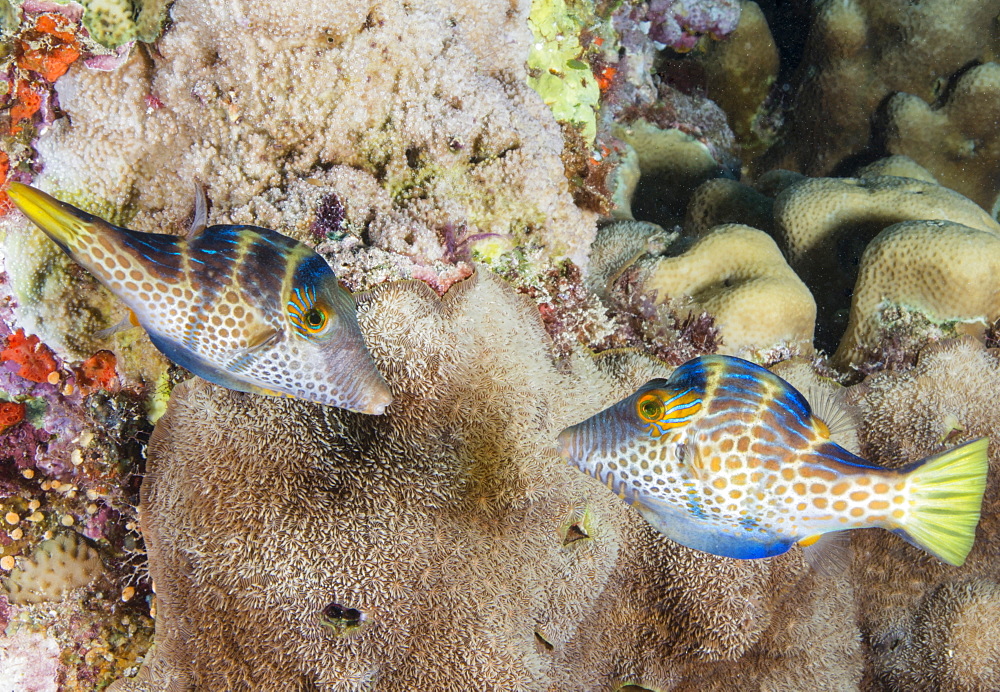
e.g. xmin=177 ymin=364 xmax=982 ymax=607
xmin=885 ymin=62 xmax=1000 ymax=216
xmin=640 ymin=224 xmax=816 ymax=355
xmin=833 ymin=220 xmax=1000 ymax=367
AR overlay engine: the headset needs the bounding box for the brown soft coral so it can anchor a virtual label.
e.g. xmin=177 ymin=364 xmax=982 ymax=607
xmin=112 ymin=271 xmax=859 ymax=691
xmin=850 ymin=338 xmax=1000 ymax=690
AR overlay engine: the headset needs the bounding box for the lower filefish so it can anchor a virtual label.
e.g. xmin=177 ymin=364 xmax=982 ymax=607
xmin=558 ymin=355 xmax=989 ymax=566
xmin=7 ymin=183 xmax=392 ymax=414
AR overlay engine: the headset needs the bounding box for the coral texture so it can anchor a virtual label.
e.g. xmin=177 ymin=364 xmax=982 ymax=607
xmin=699 ymin=1 xmax=778 ymax=158
xmin=884 ymin=62 xmax=1000 ymax=217
xmin=29 ymin=0 xmax=596 ymax=266
xmin=758 ymin=0 xmax=1000 ymax=177
xmin=833 ymin=220 xmax=1000 ymax=368
xmin=771 ymin=174 xmax=1000 ymax=349
xmin=638 ymin=224 xmax=815 ymax=356
xmin=3 ymin=530 xmax=105 ymax=604
xmin=112 ymin=271 xmax=859 ymax=690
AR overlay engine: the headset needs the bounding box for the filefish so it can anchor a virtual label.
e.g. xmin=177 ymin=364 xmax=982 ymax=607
xmin=6 ymin=182 xmax=392 ymax=414
xmin=557 ymin=355 xmax=989 ymax=566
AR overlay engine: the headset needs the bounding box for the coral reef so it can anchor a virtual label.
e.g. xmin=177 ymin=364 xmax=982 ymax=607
xmin=3 ymin=0 xmax=1000 ymax=687
xmin=3 ymin=530 xmax=105 ymax=604
xmin=635 ymin=224 xmax=815 ymax=357
xmin=757 ymin=0 xmax=1000 ymax=177
xmin=850 ymin=339 xmax=1000 ymax=690
xmin=111 ymin=271 xmax=860 ymax=690
xmin=698 ymin=1 xmax=779 ymax=159
xmin=833 ymin=220 xmax=1000 ymax=368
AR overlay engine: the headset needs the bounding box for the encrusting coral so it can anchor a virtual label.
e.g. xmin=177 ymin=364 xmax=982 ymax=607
xmin=110 ymin=270 xmax=860 ymax=690
xmin=3 ymin=530 xmax=105 ymax=604
xmin=883 ymin=61 xmax=1000 ymax=217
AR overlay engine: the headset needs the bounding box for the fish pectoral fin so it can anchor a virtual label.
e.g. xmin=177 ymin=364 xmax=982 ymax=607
xmin=799 ymin=531 xmax=853 ymax=576
xmin=222 ymin=326 xmax=282 ymax=373
xmin=803 ymin=383 xmax=858 ymax=444
xmin=94 ymin=310 xmax=142 ymax=339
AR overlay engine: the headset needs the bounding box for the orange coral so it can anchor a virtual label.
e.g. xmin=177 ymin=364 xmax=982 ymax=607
xmin=9 ymin=81 xmax=42 ymax=134
xmin=75 ymin=350 xmax=120 ymax=394
xmin=17 ymin=14 xmax=81 ymax=83
xmin=0 ymin=402 xmax=26 ymax=433
xmin=1 ymin=329 xmax=59 ymax=383
xmin=0 ymin=151 xmax=12 ymax=216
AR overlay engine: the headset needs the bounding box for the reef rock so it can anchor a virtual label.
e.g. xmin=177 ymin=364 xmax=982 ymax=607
xmin=112 ymin=270 xmax=860 ymax=690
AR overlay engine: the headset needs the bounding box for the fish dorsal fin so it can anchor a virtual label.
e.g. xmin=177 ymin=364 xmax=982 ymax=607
xmin=803 ymin=383 xmax=857 ymax=444
xmin=188 ymin=182 xmax=209 ymax=238
xmin=799 ymin=531 xmax=853 ymax=576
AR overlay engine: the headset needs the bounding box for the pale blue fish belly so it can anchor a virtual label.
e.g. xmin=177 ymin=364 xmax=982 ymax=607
xmin=7 ymin=183 xmax=392 ymax=414
xmin=557 ymin=355 xmax=989 ymax=566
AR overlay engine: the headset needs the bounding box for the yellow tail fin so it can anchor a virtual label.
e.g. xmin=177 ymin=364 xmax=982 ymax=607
xmin=900 ymin=437 xmax=989 ymax=566
xmin=5 ymin=182 xmax=94 ymax=254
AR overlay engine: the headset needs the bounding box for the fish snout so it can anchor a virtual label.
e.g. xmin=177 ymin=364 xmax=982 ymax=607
xmin=360 ymin=380 xmax=394 ymax=416
xmin=556 ymin=425 xmax=582 ymax=466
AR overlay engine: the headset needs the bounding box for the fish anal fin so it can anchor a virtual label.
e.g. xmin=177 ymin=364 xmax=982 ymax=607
xmin=633 ymin=492 xmax=792 ymax=560
xmin=799 ymin=531 xmax=853 ymax=576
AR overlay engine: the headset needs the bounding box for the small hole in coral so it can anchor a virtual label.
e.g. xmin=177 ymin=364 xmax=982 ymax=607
xmin=563 ymin=523 xmax=589 ymax=545
xmin=321 ymin=602 xmax=364 ymax=627
xmin=534 ymin=630 xmax=554 ymax=653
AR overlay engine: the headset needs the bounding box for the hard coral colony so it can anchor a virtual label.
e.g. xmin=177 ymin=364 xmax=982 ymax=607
xmin=0 ymin=0 xmax=998 ymax=691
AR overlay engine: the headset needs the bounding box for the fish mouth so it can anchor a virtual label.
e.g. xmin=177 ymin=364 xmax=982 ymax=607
xmin=5 ymin=183 xmax=96 ymax=246
xmin=360 ymin=381 xmax=393 ymax=415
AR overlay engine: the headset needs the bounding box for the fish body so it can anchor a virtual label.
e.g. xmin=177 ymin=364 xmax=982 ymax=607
xmin=7 ymin=183 xmax=392 ymax=414
xmin=557 ymin=355 xmax=989 ymax=566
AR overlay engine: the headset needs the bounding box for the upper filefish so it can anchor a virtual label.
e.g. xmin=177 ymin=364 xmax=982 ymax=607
xmin=6 ymin=182 xmax=392 ymax=414
xmin=557 ymin=354 xmax=989 ymax=566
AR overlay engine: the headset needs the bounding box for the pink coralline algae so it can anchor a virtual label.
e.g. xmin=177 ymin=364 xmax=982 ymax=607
xmin=616 ymin=0 xmax=741 ymax=53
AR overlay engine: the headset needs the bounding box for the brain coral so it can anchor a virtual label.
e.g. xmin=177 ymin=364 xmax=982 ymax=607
xmin=849 ymin=338 xmax=1000 ymax=690
xmin=111 ymin=270 xmax=861 ymax=690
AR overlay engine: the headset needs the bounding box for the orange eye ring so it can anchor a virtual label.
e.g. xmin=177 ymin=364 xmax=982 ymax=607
xmin=637 ymin=393 xmax=664 ymax=422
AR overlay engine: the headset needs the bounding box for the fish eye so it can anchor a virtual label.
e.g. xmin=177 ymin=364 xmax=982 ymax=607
xmin=637 ymin=393 xmax=664 ymax=422
xmin=304 ymin=308 xmax=326 ymax=330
